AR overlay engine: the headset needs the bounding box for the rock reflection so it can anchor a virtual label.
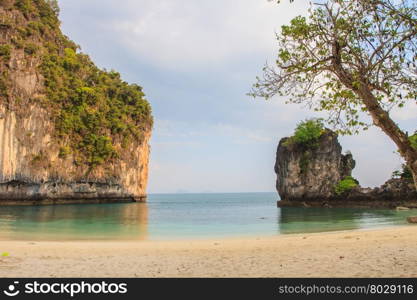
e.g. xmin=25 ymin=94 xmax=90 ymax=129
xmin=277 ymin=206 xmax=413 ymax=234
xmin=0 ymin=202 xmax=148 ymax=240
xmin=278 ymin=207 xmax=360 ymax=234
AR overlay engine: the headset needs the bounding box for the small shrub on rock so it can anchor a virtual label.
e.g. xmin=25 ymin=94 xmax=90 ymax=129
xmin=335 ymin=176 xmax=359 ymax=195
xmin=284 ymin=118 xmax=325 ymax=148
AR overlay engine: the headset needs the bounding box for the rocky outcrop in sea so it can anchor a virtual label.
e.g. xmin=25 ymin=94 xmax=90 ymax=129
xmin=275 ymin=129 xmax=417 ymax=208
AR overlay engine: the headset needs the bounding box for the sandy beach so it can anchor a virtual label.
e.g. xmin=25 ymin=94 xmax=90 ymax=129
xmin=0 ymin=226 xmax=416 ymax=278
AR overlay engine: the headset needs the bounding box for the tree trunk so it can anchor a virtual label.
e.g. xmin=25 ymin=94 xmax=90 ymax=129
xmin=332 ymin=40 xmax=417 ymax=190
xmin=331 ymin=43 xmax=417 ymax=190
xmin=356 ymin=86 xmax=417 ymax=190
xmin=410 ymin=162 xmax=417 ymax=190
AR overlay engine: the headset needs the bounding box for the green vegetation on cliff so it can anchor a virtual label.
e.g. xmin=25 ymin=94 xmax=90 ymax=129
xmin=392 ymin=164 xmax=414 ymax=181
xmin=334 ymin=176 xmax=359 ymax=195
xmin=0 ymin=0 xmax=152 ymax=170
xmin=283 ymin=119 xmax=325 ymax=175
xmin=284 ymin=119 xmax=325 ymax=149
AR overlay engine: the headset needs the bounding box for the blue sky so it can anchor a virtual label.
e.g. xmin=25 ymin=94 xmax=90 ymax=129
xmin=58 ymin=0 xmax=417 ymax=193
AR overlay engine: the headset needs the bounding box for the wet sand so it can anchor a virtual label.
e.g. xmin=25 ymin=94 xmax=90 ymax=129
xmin=0 ymin=226 xmax=416 ymax=277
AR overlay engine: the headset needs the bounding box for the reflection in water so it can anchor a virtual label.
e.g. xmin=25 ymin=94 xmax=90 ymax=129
xmin=0 ymin=202 xmax=148 ymax=240
xmin=0 ymin=193 xmax=415 ymax=240
xmin=277 ymin=207 xmax=412 ymax=234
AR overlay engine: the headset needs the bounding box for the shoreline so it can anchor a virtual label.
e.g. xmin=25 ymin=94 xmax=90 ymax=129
xmin=1 ymin=226 xmax=416 ymax=277
xmin=0 ymin=223 xmax=411 ymax=243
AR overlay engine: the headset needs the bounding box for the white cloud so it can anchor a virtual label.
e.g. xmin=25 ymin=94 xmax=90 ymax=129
xmin=105 ymin=0 xmax=307 ymax=70
xmin=153 ymin=118 xmax=273 ymax=144
xmin=212 ymin=122 xmax=273 ymax=143
xmin=153 ymin=119 xmax=201 ymax=138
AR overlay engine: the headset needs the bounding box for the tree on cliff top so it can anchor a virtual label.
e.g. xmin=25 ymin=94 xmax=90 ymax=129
xmin=250 ymin=0 xmax=417 ymax=189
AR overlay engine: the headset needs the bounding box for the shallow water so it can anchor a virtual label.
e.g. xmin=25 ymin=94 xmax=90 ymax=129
xmin=0 ymin=192 xmax=415 ymax=240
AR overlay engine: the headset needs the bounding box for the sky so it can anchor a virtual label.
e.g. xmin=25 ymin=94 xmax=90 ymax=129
xmin=57 ymin=0 xmax=417 ymax=193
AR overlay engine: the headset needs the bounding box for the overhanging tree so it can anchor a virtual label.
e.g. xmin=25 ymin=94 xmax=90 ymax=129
xmin=251 ymin=0 xmax=417 ymax=189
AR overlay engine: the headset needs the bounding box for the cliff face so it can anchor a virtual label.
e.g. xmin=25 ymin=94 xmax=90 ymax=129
xmin=0 ymin=104 xmax=150 ymax=203
xmin=275 ymin=129 xmax=355 ymax=201
xmin=0 ymin=1 xmax=152 ymax=204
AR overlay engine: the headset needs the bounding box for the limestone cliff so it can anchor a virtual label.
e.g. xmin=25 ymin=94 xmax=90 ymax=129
xmin=0 ymin=0 xmax=152 ymax=204
xmin=275 ymin=129 xmax=417 ymax=208
xmin=275 ymin=129 xmax=355 ymax=202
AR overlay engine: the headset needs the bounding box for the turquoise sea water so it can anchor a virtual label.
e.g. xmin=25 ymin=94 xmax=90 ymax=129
xmin=0 ymin=192 xmax=415 ymax=241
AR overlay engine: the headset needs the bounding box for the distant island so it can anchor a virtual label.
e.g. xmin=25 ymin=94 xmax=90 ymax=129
xmin=275 ymin=119 xmax=417 ymax=208
xmin=0 ymin=0 xmax=152 ymax=205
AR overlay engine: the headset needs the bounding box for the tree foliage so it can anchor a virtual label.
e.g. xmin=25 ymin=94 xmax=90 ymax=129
xmin=252 ymin=0 xmax=416 ymax=133
xmin=251 ymin=0 xmax=417 ymax=188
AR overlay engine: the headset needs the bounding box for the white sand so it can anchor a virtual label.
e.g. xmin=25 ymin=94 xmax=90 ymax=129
xmin=1 ymin=226 xmax=416 ymax=277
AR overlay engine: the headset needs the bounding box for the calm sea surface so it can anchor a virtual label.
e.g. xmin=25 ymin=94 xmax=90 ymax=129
xmin=0 ymin=192 xmax=415 ymax=240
